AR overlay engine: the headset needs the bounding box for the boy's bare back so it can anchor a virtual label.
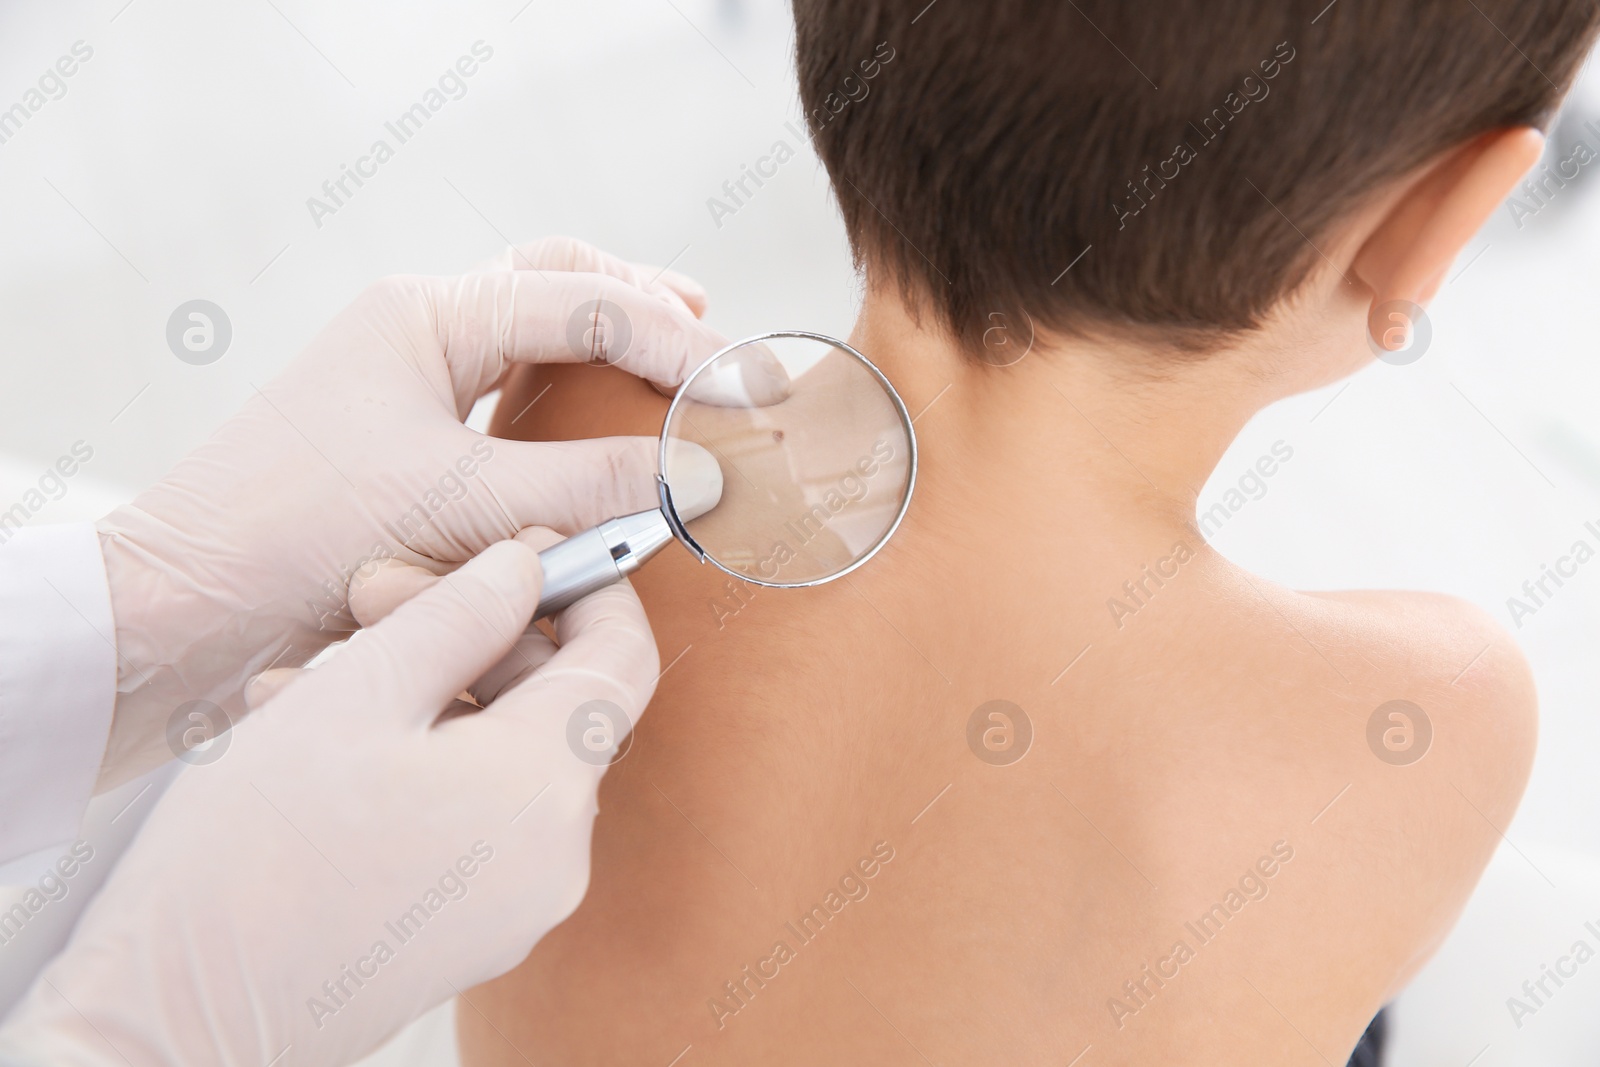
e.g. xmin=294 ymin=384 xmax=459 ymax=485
xmin=457 ymin=360 xmax=1532 ymax=1066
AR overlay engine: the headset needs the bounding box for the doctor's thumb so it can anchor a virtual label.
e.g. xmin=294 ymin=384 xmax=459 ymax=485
xmin=313 ymin=539 xmax=544 ymax=730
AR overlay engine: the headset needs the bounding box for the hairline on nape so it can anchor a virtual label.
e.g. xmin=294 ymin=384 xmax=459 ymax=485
xmin=790 ymin=0 xmax=1600 ymax=356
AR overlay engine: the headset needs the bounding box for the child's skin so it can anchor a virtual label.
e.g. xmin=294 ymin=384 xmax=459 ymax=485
xmin=458 ymin=129 xmax=1544 ymax=1066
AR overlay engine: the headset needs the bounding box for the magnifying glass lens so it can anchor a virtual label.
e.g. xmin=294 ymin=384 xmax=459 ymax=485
xmin=662 ymin=335 xmax=914 ymax=585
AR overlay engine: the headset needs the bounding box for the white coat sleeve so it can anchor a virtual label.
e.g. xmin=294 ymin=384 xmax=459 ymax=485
xmin=0 ymin=523 xmax=116 ymax=881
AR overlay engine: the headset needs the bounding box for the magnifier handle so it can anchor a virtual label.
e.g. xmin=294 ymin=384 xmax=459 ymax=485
xmin=534 ymin=509 xmax=674 ymax=618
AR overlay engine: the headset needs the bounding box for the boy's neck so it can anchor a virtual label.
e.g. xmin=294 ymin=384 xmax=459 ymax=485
xmin=850 ymin=291 xmax=1284 ymax=548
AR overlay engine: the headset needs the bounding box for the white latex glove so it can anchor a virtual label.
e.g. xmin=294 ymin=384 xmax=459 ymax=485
xmin=95 ymin=237 xmax=783 ymax=790
xmin=0 ymin=532 xmax=655 ymax=1067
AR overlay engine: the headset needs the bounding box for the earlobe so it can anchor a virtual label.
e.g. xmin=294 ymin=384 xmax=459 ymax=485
xmin=1351 ymin=127 xmax=1545 ymax=309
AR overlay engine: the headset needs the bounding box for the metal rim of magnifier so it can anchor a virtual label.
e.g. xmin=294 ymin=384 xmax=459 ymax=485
xmin=656 ymin=330 xmax=919 ymax=590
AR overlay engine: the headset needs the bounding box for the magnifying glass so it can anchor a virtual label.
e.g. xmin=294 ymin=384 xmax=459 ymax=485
xmin=532 ymin=331 xmax=918 ymax=617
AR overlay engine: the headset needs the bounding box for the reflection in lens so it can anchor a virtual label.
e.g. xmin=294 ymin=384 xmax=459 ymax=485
xmin=662 ymin=335 xmax=914 ymax=586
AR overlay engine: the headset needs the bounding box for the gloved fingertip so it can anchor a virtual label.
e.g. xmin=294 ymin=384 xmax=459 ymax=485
xmin=513 ymin=526 xmax=565 ymax=552
xmin=349 ymin=558 xmax=440 ymax=627
xmin=350 ymin=555 xmax=415 ymax=587
xmin=656 ymin=268 xmax=709 ymax=317
xmin=685 ymin=341 xmax=791 ymax=406
xmin=478 ymin=538 xmax=543 ymax=601
xmin=245 ymin=667 xmax=303 ymax=709
xmin=662 ymin=440 xmax=723 ymax=521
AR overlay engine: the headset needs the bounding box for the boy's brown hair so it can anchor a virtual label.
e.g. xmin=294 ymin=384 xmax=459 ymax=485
xmin=792 ymin=0 xmax=1600 ymax=354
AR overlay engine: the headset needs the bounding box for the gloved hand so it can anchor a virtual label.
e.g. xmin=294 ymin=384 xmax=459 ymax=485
xmin=95 ymin=237 xmax=784 ymax=790
xmin=0 ymin=532 xmax=654 ymax=1067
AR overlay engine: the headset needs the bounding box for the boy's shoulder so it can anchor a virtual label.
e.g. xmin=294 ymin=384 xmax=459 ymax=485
xmin=1297 ymin=586 xmax=1536 ymax=826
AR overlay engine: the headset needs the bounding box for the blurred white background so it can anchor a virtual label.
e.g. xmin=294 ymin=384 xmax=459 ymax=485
xmin=4 ymin=1 xmax=1600 ymax=1063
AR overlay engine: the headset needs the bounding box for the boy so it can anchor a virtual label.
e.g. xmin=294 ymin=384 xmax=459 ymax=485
xmin=463 ymin=3 xmax=1600 ymax=1063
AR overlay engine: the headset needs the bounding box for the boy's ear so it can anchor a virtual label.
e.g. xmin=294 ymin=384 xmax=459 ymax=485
xmin=1351 ymin=127 xmax=1545 ymax=308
